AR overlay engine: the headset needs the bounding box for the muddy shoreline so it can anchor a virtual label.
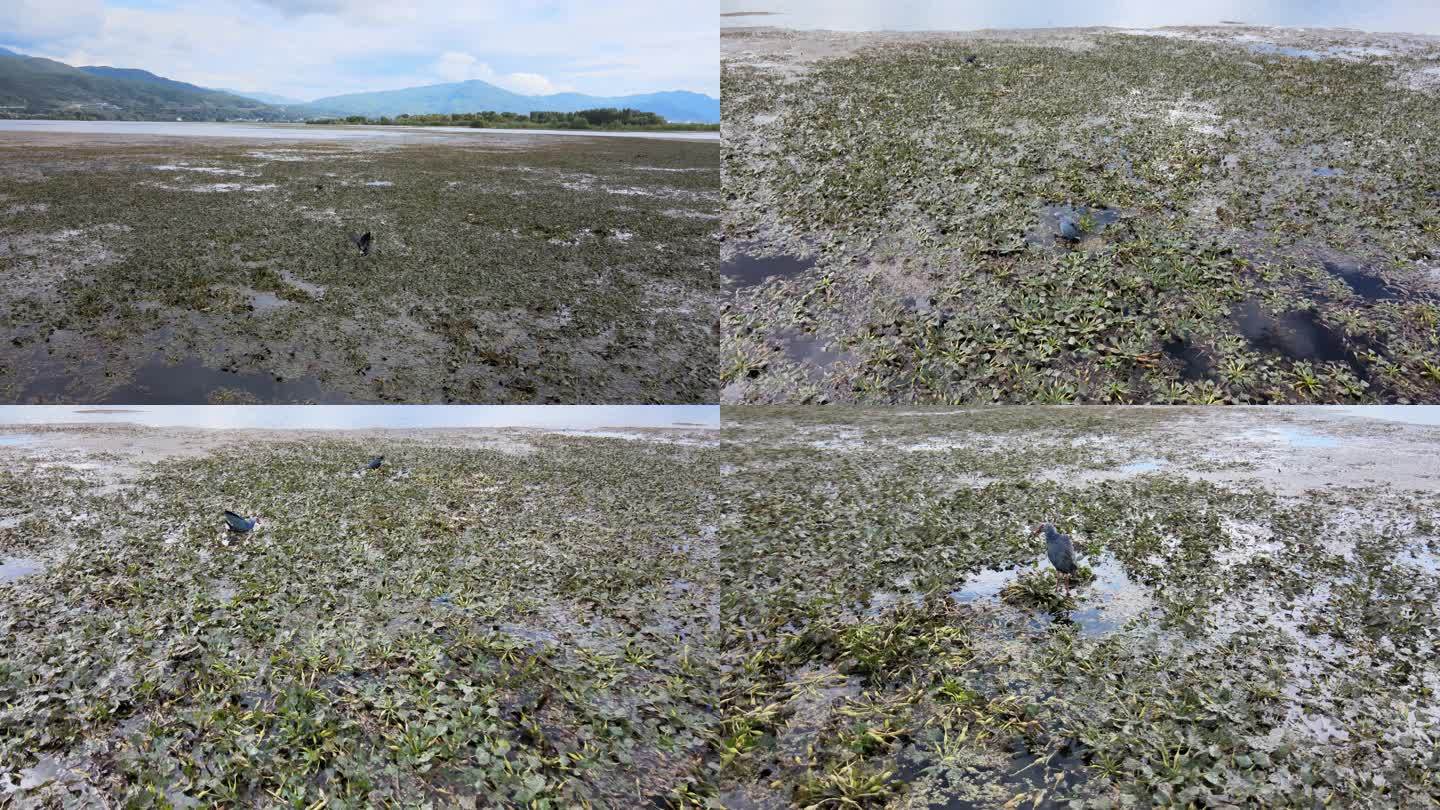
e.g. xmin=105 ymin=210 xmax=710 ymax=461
xmin=0 ymin=132 xmax=719 ymax=404
xmin=717 ymin=406 xmax=1440 ymax=806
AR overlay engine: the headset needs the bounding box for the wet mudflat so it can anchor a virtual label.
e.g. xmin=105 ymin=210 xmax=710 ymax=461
xmin=0 ymin=130 xmax=719 ymax=403
xmin=0 ymin=424 xmax=719 ymax=805
xmin=722 ymin=25 xmax=1440 ymax=404
xmin=716 ymin=406 xmax=1440 ymax=807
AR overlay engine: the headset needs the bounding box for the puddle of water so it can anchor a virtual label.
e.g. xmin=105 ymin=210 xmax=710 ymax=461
xmin=1398 ymin=548 xmax=1439 ymax=574
xmin=1161 ymin=337 xmax=1213 ymax=380
xmin=1321 ymin=261 xmax=1398 ymax=301
xmin=1248 ymin=43 xmax=1325 ymax=60
xmin=0 ymin=557 xmax=46 ymax=583
xmin=722 ymin=249 xmax=817 ymax=288
xmin=1233 ymin=301 xmax=1356 ymax=368
xmin=1039 ymin=203 xmax=1120 ymax=244
xmin=1311 ymin=167 xmax=1344 ymax=177
xmin=19 ymin=353 xmax=359 ymax=405
xmin=775 ymin=327 xmax=847 ymax=369
xmin=0 ymin=434 xmax=36 ymax=446
xmin=245 ymin=290 xmax=293 ymax=313
xmin=949 ymin=565 xmax=1017 ymax=602
xmin=896 ymin=736 xmax=1089 ymax=808
xmin=1065 ymin=556 xmax=1149 ymax=635
xmin=1118 ymin=458 xmax=1164 ymax=473
xmin=1244 ymin=427 xmax=1340 ymax=448
xmin=950 ymin=554 xmax=1150 ymax=637
xmin=278 ymin=270 xmax=326 ymax=299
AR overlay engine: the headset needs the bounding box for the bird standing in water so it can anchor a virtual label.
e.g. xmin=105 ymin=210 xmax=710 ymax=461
xmin=1033 ymin=522 xmax=1078 ymax=594
xmin=1058 ymin=214 xmax=1082 ymax=242
xmin=223 ymin=510 xmax=256 ymax=534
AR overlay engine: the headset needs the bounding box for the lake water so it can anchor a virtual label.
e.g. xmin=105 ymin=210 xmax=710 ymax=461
xmin=1332 ymin=406 xmax=1440 ymax=427
xmin=720 ymin=0 xmax=1440 ymax=34
xmin=0 ymin=120 xmax=717 ymax=142
xmin=0 ymin=405 xmax=719 ymax=430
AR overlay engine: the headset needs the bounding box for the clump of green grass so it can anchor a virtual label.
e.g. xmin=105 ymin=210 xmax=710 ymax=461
xmin=0 ymin=432 xmax=719 ymax=806
xmin=716 ymin=407 xmax=1440 ymax=806
xmin=999 ymin=567 xmax=1093 ymax=613
xmin=723 ymin=29 xmax=1440 ymax=404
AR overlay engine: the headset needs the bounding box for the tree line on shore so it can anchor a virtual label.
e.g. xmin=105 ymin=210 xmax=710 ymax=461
xmin=305 ymin=107 xmax=717 ymax=131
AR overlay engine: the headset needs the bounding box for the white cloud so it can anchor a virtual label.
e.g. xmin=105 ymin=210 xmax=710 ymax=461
xmin=503 ymin=72 xmax=567 ymax=95
xmin=0 ymin=0 xmax=103 ymax=42
xmin=431 ymin=51 xmax=572 ymax=94
xmin=4 ymin=0 xmax=717 ymax=100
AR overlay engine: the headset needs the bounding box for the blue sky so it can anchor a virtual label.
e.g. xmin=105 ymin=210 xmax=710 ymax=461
xmin=719 ymin=0 xmax=1440 ymax=34
xmin=0 ymin=0 xmax=718 ymax=101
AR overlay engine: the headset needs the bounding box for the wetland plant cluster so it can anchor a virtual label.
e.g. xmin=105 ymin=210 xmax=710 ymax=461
xmin=722 ymin=31 xmax=1440 ymax=405
xmin=0 ymin=434 xmax=718 ymax=806
xmin=3 ymin=413 xmax=1440 ymax=807
xmin=715 ymin=408 xmax=1440 ymax=808
xmin=0 ymin=135 xmax=719 ymax=404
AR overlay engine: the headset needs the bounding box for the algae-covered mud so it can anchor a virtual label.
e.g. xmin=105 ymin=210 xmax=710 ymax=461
xmin=717 ymin=406 xmax=1440 ymax=806
xmin=0 ymin=424 xmax=718 ymax=805
xmin=0 ymin=130 xmax=719 ymax=403
xmin=722 ymin=26 xmax=1440 ymax=404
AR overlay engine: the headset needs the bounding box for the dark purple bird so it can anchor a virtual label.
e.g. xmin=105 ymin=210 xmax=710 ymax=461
xmin=223 ymin=510 xmax=256 ymax=533
xmin=1032 ymin=522 xmax=1078 ymax=594
xmin=365 ymin=455 xmax=384 ymax=470
xmin=350 ymin=231 xmax=372 ymax=256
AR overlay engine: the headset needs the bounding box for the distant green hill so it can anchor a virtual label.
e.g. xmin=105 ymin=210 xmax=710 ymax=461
xmin=218 ymin=88 xmax=308 ymax=105
xmin=299 ymin=81 xmax=719 ymax=123
xmin=0 ymin=49 xmax=719 ymax=124
xmin=0 ymin=50 xmax=286 ymax=120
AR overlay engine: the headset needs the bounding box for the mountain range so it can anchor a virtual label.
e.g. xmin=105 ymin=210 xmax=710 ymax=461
xmin=0 ymin=47 xmax=718 ymax=123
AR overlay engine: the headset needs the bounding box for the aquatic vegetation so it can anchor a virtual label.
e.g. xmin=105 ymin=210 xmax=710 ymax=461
xmin=0 ymin=134 xmax=719 ymax=403
xmin=722 ymin=27 xmax=1440 ymax=404
xmin=716 ymin=407 xmax=1440 ymax=806
xmin=0 ymin=431 xmax=719 ymax=805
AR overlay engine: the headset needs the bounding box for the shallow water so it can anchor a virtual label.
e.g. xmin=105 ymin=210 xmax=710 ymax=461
xmin=896 ymin=736 xmax=1089 ymax=809
xmin=0 ymin=120 xmax=717 ymax=142
xmin=1036 ymin=203 xmax=1120 ymax=244
xmin=1332 ymin=405 xmax=1440 ymax=426
xmin=1249 ymin=43 xmax=1326 ymax=60
xmin=0 ymin=557 xmax=45 ymax=583
xmin=0 ymin=434 xmax=34 ymax=446
xmin=0 ymin=404 xmax=718 ymax=429
xmin=950 ymin=553 xmax=1149 ymax=637
xmin=1118 ymin=458 xmax=1164 ymax=473
xmin=1233 ymin=300 xmax=1354 ymax=367
xmin=722 ymin=249 xmax=817 ymax=287
xmin=20 ymin=353 xmax=357 ymax=405
xmin=1321 ymin=261 xmax=1398 ymax=300
xmin=776 ymin=327 xmax=848 ymax=371
xmin=1245 ymin=426 xmax=1340 ymax=448
xmin=1161 ymin=337 xmax=1213 ymax=380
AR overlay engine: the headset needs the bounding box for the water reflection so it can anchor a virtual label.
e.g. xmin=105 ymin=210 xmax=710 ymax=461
xmin=949 ymin=553 xmax=1151 ymax=637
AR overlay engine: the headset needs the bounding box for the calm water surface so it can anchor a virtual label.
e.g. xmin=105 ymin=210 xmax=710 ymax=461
xmin=0 ymin=120 xmax=716 ymax=142
xmin=0 ymin=405 xmax=719 ymax=430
